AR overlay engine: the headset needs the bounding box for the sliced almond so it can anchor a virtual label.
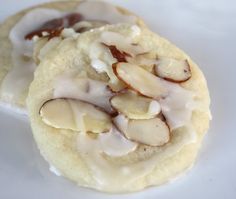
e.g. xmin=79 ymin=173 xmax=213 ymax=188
xmin=64 ymin=13 xmax=83 ymax=27
xmin=113 ymin=62 xmax=168 ymax=99
xmin=126 ymin=52 xmax=157 ymax=72
xmin=89 ymin=42 xmax=127 ymax=92
xmin=108 ymin=80 xmax=127 ymax=92
xmin=113 ymin=115 xmax=170 ymax=146
xmin=126 ymin=118 xmax=170 ymax=146
xmin=25 ymin=18 xmax=63 ymax=40
xmin=25 ymin=13 xmax=82 ymax=40
xmin=110 ymin=92 xmax=160 ymax=119
xmin=155 ymin=58 xmax=191 ymax=83
xmin=40 ymin=98 xmax=112 ymax=133
xmin=105 ymin=64 xmax=127 ymax=92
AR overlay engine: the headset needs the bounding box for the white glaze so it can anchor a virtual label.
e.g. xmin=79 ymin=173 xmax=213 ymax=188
xmin=76 ymin=1 xmax=137 ymax=25
xmin=53 ymin=76 xmax=113 ymax=113
xmin=160 ymin=80 xmax=196 ymax=130
xmin=99 ymin=127 xmax=137 ymax=157
xmin=61 ymin=28 xmax=79 ymax=39
xmin=0 ymin=52 xmax=36 ymax=102
xmin=91 ymin=59 xmax=108 ymax=74
xmin=113 ymin=114 xmax=129 ymax=133
xmin=148 ymin=100 xmax=161 ymax=115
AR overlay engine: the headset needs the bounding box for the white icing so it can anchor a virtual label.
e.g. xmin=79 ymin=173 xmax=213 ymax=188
xmin=61 ymin=28 xmax=79 ymax=38
xmin=131 ymin=25 xmax=141 ymax=37
xmin=89 ymin=42 xmax=118 ymax=83
xmin=89 ymin=41 xmax=116 ymax=65
xmin=32 ymin=35 xmax=40 ymax=42
xmin=91 ymin=59 xmax=108 ymax=73
xmin=148 ymin=100 xmax=161 ymax=115
xmin=160 ymin=81 xmax=195 ymax=130
xmin=99 ymin=127 xmax=137 ymax=157
xmin=42 ymin=31 xmax=50 ymax=37
xmin=0 ymin=52 xmax=36 ymax=101
xmin=53 ymin=76 xmax=113 ymax=113
xmin=49 ymin=165 xmax=61 ymax=176
xmin=76 ymin=1 xmax=137 ymax=25
xmin=113 ymin=114 xmax=129 ymax=133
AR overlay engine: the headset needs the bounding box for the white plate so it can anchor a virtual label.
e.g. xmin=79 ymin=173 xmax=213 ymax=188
xmin=0 ymin=0 xmax=236 ymax=198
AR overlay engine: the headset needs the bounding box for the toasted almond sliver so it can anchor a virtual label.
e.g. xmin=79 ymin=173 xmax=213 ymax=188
xmin=155 ymin=58 xmax=191 ymax=83
xmin=110 ymin=92 xmax=160 ymax=119
xmin=40 ymin=98 xmax=112 ymax=133
xmin=126 ymin=118 xmax=170 ymax=146
xmin=113 ymin=115 xmax=170 ymax=147
xmin=114 ymin=62 xmax=168 ymax=99
xmin=126 ymin=52 xmax=157 ymax=72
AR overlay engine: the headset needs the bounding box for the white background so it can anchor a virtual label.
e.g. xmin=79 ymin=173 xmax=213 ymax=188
xmin=0 ymin=0 xmax=236 ymax=198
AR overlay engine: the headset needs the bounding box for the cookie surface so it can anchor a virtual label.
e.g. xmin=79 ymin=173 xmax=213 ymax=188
xmin=27 ymin=23 xmax=211 ymax=192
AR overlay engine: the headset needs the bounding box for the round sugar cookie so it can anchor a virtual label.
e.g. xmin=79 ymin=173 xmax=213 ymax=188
xmin=27 ymin=23 xmax=211 ymax=193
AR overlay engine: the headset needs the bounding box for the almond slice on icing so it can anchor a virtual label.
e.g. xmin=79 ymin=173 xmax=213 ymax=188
xmin=40 ymin=98 xmax=112 ymax=133
xmin=113 ymin=62 xmax=168 ymax=99
xmin=126 ymin=118 xmax=170 ymax=146
xmin=113 ymin=115 xmax=170 ymax=146
xmin=126 ymin=52 xmax=157 ymax=72
xmin=110 ymin=92 xmax=161 ymax=119
xmin=155 ymin=58 xmax=191 ymax=83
